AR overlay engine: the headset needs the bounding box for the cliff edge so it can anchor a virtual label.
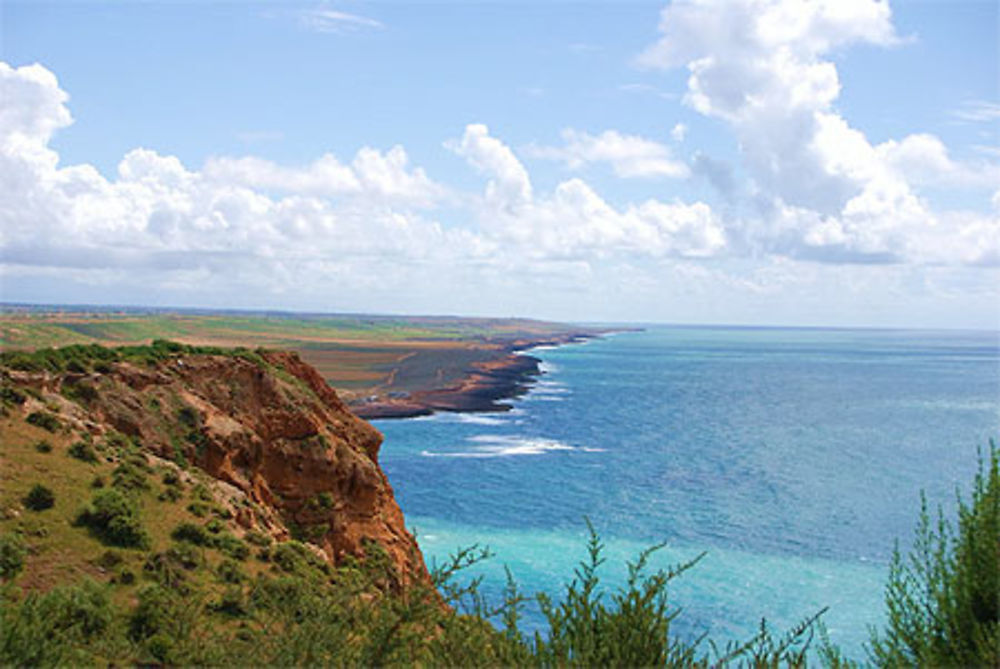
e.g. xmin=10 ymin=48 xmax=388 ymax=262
xmin=1 ymin=344 xmax=426 ymax=587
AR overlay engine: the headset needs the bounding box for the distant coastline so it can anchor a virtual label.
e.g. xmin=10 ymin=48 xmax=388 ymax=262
xmin=0 ymin=304 xmax=631 ymax=420
xmin=351 ymin=330 xmax=628 ymax=420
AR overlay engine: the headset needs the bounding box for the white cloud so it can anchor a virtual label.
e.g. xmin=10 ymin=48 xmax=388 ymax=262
xmin=452 ymin=124 xmax=723 ymax=258
xmin=876 ymin=133 xmax=1000 ymax=189
xmin=671 ymin=123 xmax=687 ymax=142
xmin=298 ymin=9 xmax=383 ymax=33
xmin=1 ymin=55 xmax=996 ymax=323
xmin=952 ymin=100 xmax=1000 ymax=123
xmin=525 ymin=128 xmax=690 ymax=179
xmin=445 ymin=123 xmax=533 ymax=211
xmin=637 ymin=0 xmax=997 ymax=266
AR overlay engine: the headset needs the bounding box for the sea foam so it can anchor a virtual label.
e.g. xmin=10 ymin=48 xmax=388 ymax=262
xmin=421 ymin=434 xmax=602 ymax=458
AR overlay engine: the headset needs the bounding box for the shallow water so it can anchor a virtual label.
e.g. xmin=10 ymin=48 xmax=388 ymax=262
xmin=374 ymin=326 xmax=1000 ymax=660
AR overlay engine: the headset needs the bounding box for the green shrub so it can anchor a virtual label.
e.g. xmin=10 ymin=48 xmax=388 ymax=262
xmin=23 ymin=484 xmax=55 ymax=511
xmin=213 ymin=585 xmax=249 ymax=617
xmin=870 ymin=443 xmax=999 ymax=667
xmin=216 ymin=559 xmax=246 ymax=584
xmin=0 ymin=533 xmax=26 ymax=581
xmin=171 ymin=522 xmax=214 ymax=547
xmin=96 ymin=550 xmax=123 ymax=569
xmin=1 ymin=579 xmax=114 ymax=665
xmin=111 ymin=462 xmax=150 ymax=492
xmin=159 ymin=486 xmax=183 ymax=502
xmin=217 ymin=535 xmax=250 ymax=561
xmin=113 ymin=567 xmax=136 ymax=585
xmin=68 ymin=441 xmax=99 ymax=463
xmin=32 ymin=440 xmax=52 ymax=453
xmin=129 ymin=585 xmax=174 ymax=641
xmin=62 ymin=380 xmax=98 ymax=404
xmin=187 ymin=501 xmax=209 ymax=517
xmin=0 ymin=386 xmax=27 ymax=406
xmin=26 ymin=411 xmax=61 ymax=433
xmin=244 ymin=530 xmax=272 ymax=547
xmin=75 ymin=489 xmax=149 ymax=548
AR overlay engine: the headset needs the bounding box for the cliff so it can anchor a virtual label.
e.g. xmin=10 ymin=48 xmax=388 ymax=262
xmin=1 ymin=345 xmax=426 ymax=587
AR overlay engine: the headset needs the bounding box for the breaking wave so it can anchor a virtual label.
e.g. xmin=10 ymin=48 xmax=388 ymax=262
xmin=420 ymin=434 xmax=604 ymax=458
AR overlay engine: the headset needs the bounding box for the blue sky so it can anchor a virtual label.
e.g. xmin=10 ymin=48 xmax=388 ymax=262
xmin=1 ymin=0 xmax=998 ymax=327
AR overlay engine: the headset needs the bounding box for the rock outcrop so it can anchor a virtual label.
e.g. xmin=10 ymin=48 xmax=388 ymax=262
xmin=5 ymin=349 xmax=426 ymax=586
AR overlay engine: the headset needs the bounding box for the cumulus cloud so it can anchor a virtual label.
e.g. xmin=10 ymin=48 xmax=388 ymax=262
xmin=0 ymin=63 xmax=729 ymax=311
xmin=524 ymin=128 xmax=690 ymax=179
xmin=445 ymin=123 xmax=533 ymax=211
xmin=452 ymin=124 xmax=723 ymax=258
xmin=637 ymin=0 xmax=998 ymax=266
xmin=204 ymin=146 xmax=447 ymax=206
xmin=0 ymin=62 xmax=474 ymax=295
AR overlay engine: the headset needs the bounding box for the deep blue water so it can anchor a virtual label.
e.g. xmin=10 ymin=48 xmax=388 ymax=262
xmin=374 ymin=327 xmax=999 ymax=660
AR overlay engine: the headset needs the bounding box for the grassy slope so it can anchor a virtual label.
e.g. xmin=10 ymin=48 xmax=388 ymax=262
xmin=0 ymin=408 xmax=273 ymax=600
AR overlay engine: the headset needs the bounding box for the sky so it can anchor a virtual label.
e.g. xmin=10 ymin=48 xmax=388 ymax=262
xmin=1 ymin=0 xmax=998 ymax=328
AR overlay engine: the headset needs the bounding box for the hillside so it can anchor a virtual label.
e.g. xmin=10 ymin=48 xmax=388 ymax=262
xmin=1 ymin=341 xmax=425 ymax=586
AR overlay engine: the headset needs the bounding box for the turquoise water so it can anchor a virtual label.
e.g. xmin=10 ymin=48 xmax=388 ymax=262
xmin=374 ymin=327 xmax=999 ymax=660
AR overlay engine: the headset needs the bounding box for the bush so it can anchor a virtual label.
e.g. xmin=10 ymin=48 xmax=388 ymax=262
xmin=0 ymin=386 xmax=26 ymax=406
xmin=1 ymin=579 xmax=114 ymax=665
xmin=171 ymin=522 xmax=213 ymax=547
xmin=33 ymin=440 xmax=52 ymax=453
xmin=68 ymin=441 xmax=99 ymax=464
xmin=217 ymin=535 xmax=250 ymax=561
xmin=23 ymin=484 xmax=55 ymax=511
xmin=111 ymin=462 xmax=149 ymax=492
xmin=0 ymin=533 xmax=26 ymax=581
xmin=75 ymin=489 xmax=149 ymax=548
xmin=26 ymin=411 xmax=61 ymax=433
xmin=216 ymin=559 xmax=246 ymax=584
xmin=869 ymin=443 xmax=999 ymax=666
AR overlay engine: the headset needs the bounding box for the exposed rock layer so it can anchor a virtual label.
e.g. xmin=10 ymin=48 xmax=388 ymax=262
xmin=5 ymin=351 xmax=426 ymax=585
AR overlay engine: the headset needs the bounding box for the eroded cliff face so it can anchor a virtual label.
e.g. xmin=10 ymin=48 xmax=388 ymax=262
xmin=6 ymin=350 xmax=426 ymax=586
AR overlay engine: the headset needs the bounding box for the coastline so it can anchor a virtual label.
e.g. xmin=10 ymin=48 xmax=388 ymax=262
xmin=349 ymin=331 xmax=615 ymax=419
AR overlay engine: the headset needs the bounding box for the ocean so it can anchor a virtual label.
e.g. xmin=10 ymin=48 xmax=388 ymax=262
xmin=373 ymin=326 xmax=999 ymax=660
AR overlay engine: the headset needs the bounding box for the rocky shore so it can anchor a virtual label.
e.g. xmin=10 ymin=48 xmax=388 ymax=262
xmin=349 ymin=332 xmax=603 ymax=419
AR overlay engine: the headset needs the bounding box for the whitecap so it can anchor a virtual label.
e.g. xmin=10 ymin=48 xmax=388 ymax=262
xmin=421 ymin=434 xmax=602 ymax=458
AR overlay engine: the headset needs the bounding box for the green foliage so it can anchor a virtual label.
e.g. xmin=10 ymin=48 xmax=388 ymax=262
xmin=172 ymin=522 xmax=214 ymax=547
xmin=1 ymin=579 xmax=117 ymax=666
xmin=531 ymin=524 xmax=705 ymax=667
xmin=0 ymin=340 xmax=272 ymax=376
xmin=23 ymin=484 xmax=55 ymax=511
xmin=869 ymin=443 xmax=999 ymax=667
xmin=0 ymin=533 xmax=27 ymax=581
xmin=68 ymin=440 xmax=99 ymax=463
xmin=111 ymin=461 xmax=150 ymax=492
xmin=0 ymin=385 xmax=26 ymax=406
xmin=26 ymin=411 xmax=60 ymax=433
xmin=32 ymin=439 xmax=52 ymax=453
xmin=62 ymin=379 xmax=99 ymax=404
xmin=75 ymin=489 xmax=150 ymax=548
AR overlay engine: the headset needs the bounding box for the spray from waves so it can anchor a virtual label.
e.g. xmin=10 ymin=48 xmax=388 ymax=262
xmin=421 ymin=434 xmax=606 ymax=458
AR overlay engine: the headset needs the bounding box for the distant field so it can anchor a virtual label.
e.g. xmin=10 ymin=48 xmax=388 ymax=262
xmin=0 ymin=307 xmax=588 ymax=400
